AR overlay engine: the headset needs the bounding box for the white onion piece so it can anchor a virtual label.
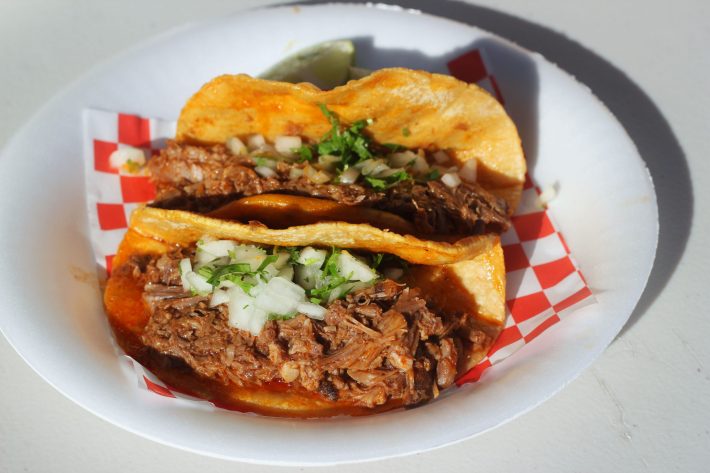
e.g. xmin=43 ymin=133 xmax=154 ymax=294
xmin=369 ymin=162 xmax=392 ymax=177
xmin=289 ymin=167 xmax=304 ymax=179
xmin=412 ymin=157 xmax=430 ymax=176
xmin=226 ymin=136 xmax=247 ymax=155
xmin=274 ymin=135 xmax=302 ymax=155
xmin=441 ymin=172 xmax=462 ymax=188
xmin=210 ymin=289 xmax=230 ymax=307
xmin=295 ymin=265 xmax=322 ymax=290
xmin=337 ymin=251 xmax=377 ymax=282
xmin=179 ymin=258 xmax=192 ymax=291
xmin=195 ymin=249 xmax=217 ymax=265
xmin=384 ymin=267 xmax=404 ymax=280
xmin=248 ymin=309 xmax=269 ymax=336
xmin=304 ymin=165 xmax=332 ymax=184
xmin=273 ymin=251 xmax=291 ymax=269
xmin=227 ymin=287 xmax=255 ymax=332
xmin=388 ymin=151 xmax=418 ymax=168
xmin=185 ymin=272 xmax=212 ymax=295
xmin=459 ymin=159 xmax=477 ymax=182
xmin=231 ymin=245 xmax=267 ymax=271
xmin=278 ymin=265 xmax=294 ymax=281
xmin=317 ymin=154 xmax=341 ymax=171
xmin=297 ymin=247 xmax=327 ymax=266
xmin=433 ymin=150 xmax=450 ymax=164
xmin=538 ymin=184 xmax=557 ymax=206
xmin=255 ymin=166 xmax=277 ymax=178
xmin=358 ymin=159 xmax=385 ymax=175
xmin=378 ymin=167 xmax=406 ymax=178
xmin=247 ymin=134 xmax=266 ymax=150
xmin=254 ymin=277 xmax=305 ymax=315
xmin=297 ymin=302 xmax=327 ymax=320
xmin=338 ymin=167 xmax=360 ymax=184
xmin=199 ymin=240 xmax=236 ymax=258
xmin=109 ymin=147 xmax=146 ymax=170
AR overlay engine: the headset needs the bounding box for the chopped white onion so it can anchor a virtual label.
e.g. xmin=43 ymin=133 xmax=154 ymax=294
xmin=198 ymin=240 xmax=236 ymax=258
xmin=338 ymin=167 xmax=361 ymax=184
xmin=441 ymin=172 xmax=462 ymax=188
xmin=337 ymin=251 xmax=377 ymax=282
xmin=185 ymin=271 xmax=212 ymax=295
xmin=179 ymin=258 xmax=192 ymax=291
xmin=109 ymin=147 xmax=146 ymax=173
xmin=297 ymin=247 xmax=327 ymax=266
xmin=378 ymin=167 xmax=406 ymax=178
xmin=231 ymin=245 xmax=267 ymax=271
xmin=226 ymin=136 xmax=247 ymax=155
xmin=295 ymin=264 xmax=322 ymax=290
xmin=317 ymin=154 xmax=341 ymax=171
xmin=248 ymin=309 xmax=269 ymax=336
xmin=433 ymin=150 xmax=450 ymax=164
xmin=254 ymin=277 xmax=305 ymax=315
xmin=358 ymin=159 xmax=389 ymax=176
xmin=247 ymin=134 xmax=266 ymax=150
xmin=227 ymin=286 xmax=256 ymax=332
xmin=274 ymin=135 xmax=302 ymax=155
xmin=459 ymin=159 xmax=477 ymax=183
xmin=538 ymin=184 xmax=558 ymax=206
xmin=304 ymin=164 xmax=332 ymax=184
xmin=388 ymin=151 xmax=418 ymax=168
xmin=278 ymin=265 xmax=294 ymax=281
xmin=255 ymin=166 xmax=277 ymax=178
xmin=289 ymin=167 xmax=304 ymax=179
xmin=384 ymin=267 xmax=404 ymax=280
xmin=210 ymin=289 xmax=230 ymax=307
xmin=296 ymin=302 xmax=327 ymax=320
xmin=273 ymin=251 xmax=291 ymax=269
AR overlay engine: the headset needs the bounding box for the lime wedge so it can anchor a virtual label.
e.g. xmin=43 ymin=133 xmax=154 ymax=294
xmin=260 ymin=40 xmax=355 ymax=89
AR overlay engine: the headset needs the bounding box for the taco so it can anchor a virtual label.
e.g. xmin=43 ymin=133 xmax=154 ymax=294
xmin=104 ymin=207 xmax=506 ymax=417
xmin=147 ymin=68 xmax=525 ymax=256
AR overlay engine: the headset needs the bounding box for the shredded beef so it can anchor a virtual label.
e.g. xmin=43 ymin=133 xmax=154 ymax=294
xmin=125 ymin=250 xmax=486 ymax=408
xmin=148 ymin=141 xmax=509 ymax=235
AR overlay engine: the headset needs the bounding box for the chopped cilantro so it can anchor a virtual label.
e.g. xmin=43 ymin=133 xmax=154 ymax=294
xmin=253 ymin=156 xmax=274 ymax=168
xmin=196 ymin=266 xmax=214 ymax=279
xmin=316 ymin=104 xmax=373 ymax=169
xmin=206 ymin=263 xmax=252 ymax=286
xmin=268 ymin=312 xmax=298 ymax=321
xmin=423 ymin=168 xmax=441 ymax=181
xmin=371 ymin=253 xmax=384 ymax=269
xmin=364 ymin=176 xmax=387 ymax=190
xmin=284 ymin=247 xmax=301 ymax=264
xmin=294 ymin=144 xmax=315 ymax=162
xmin=256 ymin=254 xmax=278 ymax=272
xmin=364 ymin=169 xmax=410 ymax=190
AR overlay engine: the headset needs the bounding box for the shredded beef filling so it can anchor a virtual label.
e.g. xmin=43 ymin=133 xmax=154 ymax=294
xmin=121 ymin=250 xmax=490 ymax=408
xmin=148 ymin=141 xmax=510 ymax=235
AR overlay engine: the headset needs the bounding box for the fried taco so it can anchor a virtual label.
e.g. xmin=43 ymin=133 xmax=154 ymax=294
xmin=104 ymin=207 xmax=506 ymax=417
xmin=147 ymin=68 xmax=525 ymax=257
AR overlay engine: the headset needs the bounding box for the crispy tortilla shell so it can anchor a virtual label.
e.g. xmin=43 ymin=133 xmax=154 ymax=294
xmin=177 ymin=67 xmax=526 ymax=213
xmin=105 ymin=209 xmax=505 ymax=417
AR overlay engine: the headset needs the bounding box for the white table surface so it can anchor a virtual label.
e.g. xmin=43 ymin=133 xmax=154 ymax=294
xmin=1 ymin=0 xmax=707 ymax=471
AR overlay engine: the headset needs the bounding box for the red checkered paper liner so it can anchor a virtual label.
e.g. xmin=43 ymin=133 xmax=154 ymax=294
xmin=82 ymin=48 xmax=595 ymax=403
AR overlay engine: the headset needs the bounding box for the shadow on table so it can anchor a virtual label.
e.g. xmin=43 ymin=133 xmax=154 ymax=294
xmin=283 ymin=0 xmax=692 ymax=336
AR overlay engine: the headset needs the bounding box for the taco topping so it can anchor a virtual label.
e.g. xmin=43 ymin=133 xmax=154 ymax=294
xmin=149 ymin=105 xmax=509 ymax=235
xmin=116 ymin=243 xmax=490 ymax=408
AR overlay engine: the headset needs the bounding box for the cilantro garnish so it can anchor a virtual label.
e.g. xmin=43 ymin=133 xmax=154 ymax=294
xmin=206 ymin=263 xmax=252 ymax=286
xmin=423 ymin=168 xmax=441 ymax=181
xmin=316 ymin=104 xmax=373 ymax=169
xmin=364 ymin=170 xmax=410 ymax=190
xmin=371 ymin=253 xmax=384 ymax=269
xmin=256 ymin=254 xmax=278 ymax=272
xmin=267 ymin=312 xmax=298 ymax=321
xmin=294 ymin=144 xmax=315 ymax=162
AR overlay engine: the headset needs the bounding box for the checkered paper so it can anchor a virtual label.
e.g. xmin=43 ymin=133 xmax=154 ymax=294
xmin=83 ymin=49 xmax=595 ymax=402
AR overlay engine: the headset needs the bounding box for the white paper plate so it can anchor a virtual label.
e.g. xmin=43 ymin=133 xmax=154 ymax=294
xmin=0 ymin=3 xmax=657 ymax=465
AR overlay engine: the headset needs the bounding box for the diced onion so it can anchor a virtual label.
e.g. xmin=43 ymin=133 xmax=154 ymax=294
xmin=358 ymin=159 xmax=388 ymax=176
xmin=337 ymin=251 xmax=377 ymax=282
xmin=538 ymin=184 xmax=557 ymax=206
xmin=108 ymin=147 xmax=146 ymax=172
xmin=247 ymin=134 xmax=266 ymax=150
xmin=378 ymin=167 xmax=406 ymax=178
xmin=231 ymin=245 xmax=267 ymax=271
xmin=317 ymin=154 xmax=341 ymax=171
xmin=210 ymin=289 xmax=230 ymax=307
xmin=289 ymin=167 xmax=304 ymax=179
xmin=273 ymin=251 xmax=291 ymax=269
xmin=459 ymin=159 xmax=477 ymax=183
xmin=304 ymin=164 xmax=332 ymax=184
xmin=274 ymin=135 xmax=302 ymax=155
xmin=179 ymin=258 xmax=192 ymax=291
xmin=254 ymin=277 xmax=305 ymax=316
xmin=248 ymin=309 xmax=268 ymax=336
xmin=199 ymin=240 xmax=236 ymax=258
xmin=388 ymin=151 xmax=418 ymax=168
xmin=297 ymin=247 xmax=327 ymax=266
xmin=278 ymin=265 xmax=294 ymax=281
xmin=384 ymin=267 xmax=404 ymax=280
xmin=441 ymin=172 xmax=462 ymax=188
xmin=296 ymin=302 xmax=327 ymax=320
xmin=255 ymin=166 xmax=277 ymax=178
xmin=433 ymin=150 xmax=450 ymax=164
xmin=295 ymin=264 xmax=322 ymax=290
xmin=338 ymin=167 xmax=360 ymax=184
xmin=185 ymin=271 xmax=212 ymax=295
xmin=227 ymin=286 xmax=256 ymax=332
xmin=226 ymin=136 xmax=247 ymax=155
